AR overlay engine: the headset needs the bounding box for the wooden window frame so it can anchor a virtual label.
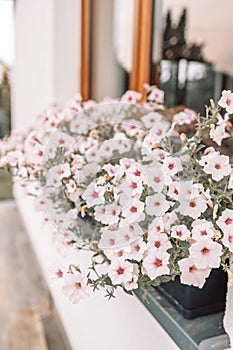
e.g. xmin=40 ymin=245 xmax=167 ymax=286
xmin=80 ymin=0 xmax=154 ymax=99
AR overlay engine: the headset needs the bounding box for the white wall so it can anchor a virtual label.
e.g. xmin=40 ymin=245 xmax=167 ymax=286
xmin=12 ymin=0 xmax=80 ymax=128
xmin=163 ymin=0 xmax=233 ymax=76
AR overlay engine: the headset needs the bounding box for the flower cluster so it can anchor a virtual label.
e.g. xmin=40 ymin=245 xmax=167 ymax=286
xmin=1 ymin=86 xmax=233 ymax=303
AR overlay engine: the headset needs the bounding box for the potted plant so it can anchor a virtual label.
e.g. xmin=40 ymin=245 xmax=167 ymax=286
xmin=1 ymin=86 xmax=233 ymax=340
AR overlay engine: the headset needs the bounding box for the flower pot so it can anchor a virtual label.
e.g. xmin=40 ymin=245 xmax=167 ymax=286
xmin=157 ymin=268 xmax=227 ymax=319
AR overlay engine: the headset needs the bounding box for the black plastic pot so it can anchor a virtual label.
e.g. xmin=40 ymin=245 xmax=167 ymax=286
xmin=157 ymin=268 xmax=227 ymax=319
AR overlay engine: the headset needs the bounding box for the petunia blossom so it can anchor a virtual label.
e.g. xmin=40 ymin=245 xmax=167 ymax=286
xmin=62 ymin=272 xmax=91 ymax=303
xmin=108 ymin=257 xmax=134 ymax=284
xmin=218 ymin=90 xmax=233 ymax=114
xmin=170 ymin=224 xmax=191 ymax=241
xmin=178 ymin=257 xmax=211 ymax=288
xmin=82 ymin=182 xmax=105 ymax=207
xmin=189 ymin=236 xmax=222 ymax=269
xmin=143 ymin=250 xmax=170 ymax=280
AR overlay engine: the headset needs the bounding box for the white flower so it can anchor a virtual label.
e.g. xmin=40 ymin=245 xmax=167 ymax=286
xmin=170 ymin=224 xmax=191 ymax=240
xmin=199 ymin=151 xmax=231 ymax=181
xmin=141 ymin=111 xmax=164 ymax=129
xmin=143 ymin=250 xmax=170 ymax=280
xmin=123 ymin=265 xmax=139 ymax=291
xmin=121 ymin=198 xmax=145 ymax=223
xmin=82 ymin=182 xmax=105 ymax=207
xmin=216 ymin=208 xmax=233 ymax=235
xmin=123 ymin=275 xmax=138 ymax=291
xmin=117 ymin=177 xmax=143 ymax=200
xmin=150 ymin=120 xmax=170 ymax=141
xmin=178 ymin=258 xmax=211 ymax=288
xmin=111 ymin=133 xmax=132 ymax=154
xmin=162 ymin=156 xmax=183 ymax=177
xmin=94 ymin=203 xmax=120 ymax=225
xmin=121 ymin=119 xmax=143 ymax=137
xmin=191 ymin=219 xmax=215 ymax=239
xmin=218 ymin=90 xmax=233 ymax=114
xmin=103 ymin=163 xmax=124 ymax=180
xmin=128 ymin=238 xmax=147 ymax=261
xmin=70 ymin=116 xmax=89 ymax=134
xmin=53 ymin=131 xmax=75 ymax=149
xmin=222 ymin=232 xmax=233 ymax=252
xmin=62 ymin=272 xmax=91 ymax=303
xmin=147 ymin=231 xmax=172 ymax=252
xmin=120 ymin=90 xmax=142 ymax=104
xmin=209 ymin=114 xmax=230 ymax=146
xmin=108 ymin=258 xmax=134 ymax=284
xmin=49 ymin=264 xmax=65 ymax=287
xmin=99 ymin=140 xmax=114 ymax=159
xmin=167 ymin=181 xmax=180 ymax=200
xmin=145 ymin=193 xmax=170 ymax=217
xmin=172 ymin=108 xmax=196 ymax=126
xmin=118 ymin=220 xmax=144 ymax=240
xmin=178 ymin=195 xmax=207 ymax=219
xmin=99 ymin=226 xmax=120 ymax=249
xmin=141 ymin=133 xmax=158 ymax=155
xmin=145 ymin=84 xmax=164 ymax=104
xmin=189 ymin=236 xmax=222 ymax=269
xmin=66 ymin=179 xmax=77 ymax=193
xmin=46 ymin=163 xmax=71 ymax=187
xmin=144 ymin=164 xmax=164 ymax=192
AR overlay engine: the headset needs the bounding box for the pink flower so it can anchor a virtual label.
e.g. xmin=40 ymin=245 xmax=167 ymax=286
xmin=178 ymin=195 xmax=207 ymax=219
xmin=145 ymin=164 xmax=165 ymax=192
xmin=62 ymin=272 xmax=90 ymax=303
xmin=143 ymin=250 xmax=170 ymax=280
xmin=162 ymin=156 xmax=183 ymax=177
xmin=145 ymin=193 xmax=170 ymax=217
xmin=108 ymin=257 xmax=134 ymax=284
xmin=171 ymin=224 xmax=191 ymax=241
xmin=218 ymin=90 xmax=233 ymax=114
xmin=122 ymin=198 xmax=145 ymax=223
xmin=123 ymin=266 xmax=139 ymax=291
xmin=222 ymin=232 xmax=233 ymax=252
xmin=191 ymin=219 xmax=214 ymax=239
xmin=99 ymin=226 xmax=121 ymax=249
xmin=209 ymin=114 xmax=230 ymax=146
xmin=94 ymin=203 xmax=120 ymax=225
xmin=216 ymin=209 xmax=233 ymax=235
xmin=147 ymin=231 xmax=172 ymax=252
xmin=150 ymin=120 xmax=170 ymax=141
xmin=46 ymin=163 xmax=71 ymax=187
xmin=53 ymin=131 xmax=75 ymax=149
xmin=141 ymin=111 xmax=164 ymax=129
xmin=70 ymin=116 xmax=89 ymax=134
xmin=144 ymin=84 xmax=164 ymax=104
xmin=82 ymin=182 xmax=105 ymax=207
xmin=128 ymin=238 xmax=147 ymax=261
xmin=66 ymin=179 xmax=77 ymax=193
xmin=121 ymin=119 xmax=143 ymax=137
xmin=49 ymin=263 xmax=66 ymax=287
xmin=120 ymin=90 xmax=142 ymax=104
xmin=172 ymin=108 xmax=196 ymax=126
xmin=199 ymin=151 xmax=231 ymax=181
xmin=189 ymin=236 xmax=222 ymax=269
xmin=167 ymin=181 xmax=180 ymax=200
xmin=178 ymin=258 xmax=211 ymax=288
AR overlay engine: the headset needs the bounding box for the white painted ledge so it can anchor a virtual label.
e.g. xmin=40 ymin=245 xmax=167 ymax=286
xmin=14 ymin=184 xmax=179 ymax=350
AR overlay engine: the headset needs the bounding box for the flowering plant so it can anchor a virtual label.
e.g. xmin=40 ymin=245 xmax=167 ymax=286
xmin=1 ymin=86 xmax=233 ymax=304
